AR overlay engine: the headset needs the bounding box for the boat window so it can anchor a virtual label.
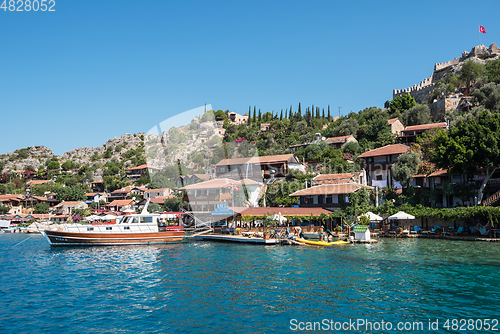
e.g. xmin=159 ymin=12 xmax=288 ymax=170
xmin=139 ymin=217 xmax=153 ymax=223
xmin=129 ymin=217 xmax=138 ymax=224
xmin=106 ymin=227 xmax=112 ymax=230
xmin=87 ymin=227 xmax=94 ymax=231
xmin=124 ymin=226 xmax=130 ymax=230
xmin=119 ymin=216 xmax=131 ymax=224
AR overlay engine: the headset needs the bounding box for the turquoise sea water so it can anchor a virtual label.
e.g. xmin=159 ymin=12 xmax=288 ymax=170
xmin=1 ymin=234 xmax=500 ymax=334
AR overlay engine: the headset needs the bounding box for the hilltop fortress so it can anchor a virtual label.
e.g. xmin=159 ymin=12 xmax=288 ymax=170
xmin=393 ymin=43 xmax=500 ymax=103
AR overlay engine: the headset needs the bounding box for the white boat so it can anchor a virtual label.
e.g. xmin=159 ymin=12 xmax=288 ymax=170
xmin=40 ymin=202 xmax=184 ymax=246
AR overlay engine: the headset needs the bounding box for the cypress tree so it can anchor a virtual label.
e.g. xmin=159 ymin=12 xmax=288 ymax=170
xmin=258 ymin=109 xmax=262 ymax=121
xmin=322 ymin=108 xmax=325 ymax=118
xmin=248 ymin=106 xmax=252 ymax=124
xmin=289 ymin=106 xmax=293 ymax=119
xmin=298 ymin=103 xmax=301 ymax=119
xmin=316 ymin=107 xmax=320 ymax=118
xmin=280 ymin=109 xmax=283 ymax=120
xmin=312 ymin=104 xmax=315 ymax=118
xmin=328 ymin=105 xmax=331 ymax=120
xmin=253 ymin=106 xmax=256 ymax=122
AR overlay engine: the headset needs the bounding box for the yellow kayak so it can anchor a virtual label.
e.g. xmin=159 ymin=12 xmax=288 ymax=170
xmin=296 ymin=238 xmax=350 ymax=246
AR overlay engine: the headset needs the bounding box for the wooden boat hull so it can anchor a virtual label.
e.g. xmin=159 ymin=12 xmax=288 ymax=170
xmin=296 ymin=238 xmax=350 ymax=246
xmin=41 ymin=229 xmax=185 ymax=247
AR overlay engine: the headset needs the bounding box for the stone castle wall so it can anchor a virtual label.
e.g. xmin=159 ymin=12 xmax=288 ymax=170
xmin=393 ymin=43 xmax=499 ymax=104
xmin=434 ymin=57 xmax=460 ymax=72
xmin=393 ymin=74 xmax=435 ymax=103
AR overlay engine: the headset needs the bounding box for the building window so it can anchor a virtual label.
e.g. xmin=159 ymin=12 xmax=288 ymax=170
xmin=376 ymin=175 xmax=383 ymax=180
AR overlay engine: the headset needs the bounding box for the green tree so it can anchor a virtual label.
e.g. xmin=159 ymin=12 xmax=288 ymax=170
xmin=334 ymin=118 xmax=359 ymax=137
xmin=459 ymin=60 xmax=485 ymax=88
xmin=147 ymin=203 xmax=162 ymax=213
xmin=388 ymin=94 xmax=417 ymax=114
xmin=472 ymin=82 xmax=500 ymax=111
xmin=34 ymin=202 xmax=50 ymax=214
xmin=392 ymin=151 xmax=420 ymax=187
xmin=431 ymin=111 xmax=500 ymax=204
xmin=163 ymin=196 xmax=182 ymax=211
xmin=485 ymin=58 xmax=500 ymax=84
xmin=402 ymin=104 xmax=432 ymax=126
xmin=61 ymin=160 xmax=77 ymax=171
xmin=47 ymin=161 xmax=60 ymax=171
xmin=55 ymin=185 xmax=87 ymax=202
xmin=213 ymin=109 xmax=227 ymax=120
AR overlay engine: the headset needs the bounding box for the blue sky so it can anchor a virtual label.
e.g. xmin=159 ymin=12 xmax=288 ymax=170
xmin=0 ymin=0 xmax=498 ymax=156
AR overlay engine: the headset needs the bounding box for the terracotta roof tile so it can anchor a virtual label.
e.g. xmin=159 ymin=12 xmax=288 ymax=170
xmin=180 ymin=178 xmax=237 ymax=190
xmin=231 ymin=207 xmax=332 ymax=216
xmin=289 ymin=183 xmax=373 ymax=196
xmin=313 ymin=173 xmax=359 ymax=180
xmin=403 ymin=122 xmax=447 ymax=132
xmin=429 ymin=169 xmax=448 ymax=177
xmin=127 ymin=164 xmax=160 ymax=171
xmin=325 ymin=135 xmax=353 ymax=143
xmin=358 ymin=144 xmax=410 ymax=158
xmin=388 ymin=118 xmax=399 ymax=125
xmin=108 ymin=199 xmax=134 ymax=207
xmin=215 ymin=154 xmax=297 ymax=166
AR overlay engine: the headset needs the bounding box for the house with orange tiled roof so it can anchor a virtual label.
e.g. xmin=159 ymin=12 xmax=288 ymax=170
xmin=108 ymin=186 xmax=133 ymax=202
xmin=399 ymin=122 xmax=448 ymax=144
xmin=325 ymin=135 xmax=358 ymax=149
xmin=144 ymin=188 xmax=173 ymax=199
xmin=358 ymin=144 xmax=410 ymax=189
xmin=125 ymin=164 xmax=161 ymax=180
xmin=215 ymin=154 xmax=303 ymax=180
xmin=84 ymin=192 xmax=107 ymax=205
xmin=260 ymin=123 xmax=271 ymax=132
xmin=0 ymin=194 xmax=22 ymax=208
xmin=312 ymin=172 xmax=366 ymax=186
xmin=289 ymin=182 xmax=374 ymax=210
xmin=54 ymin=201 xmax=88 ymax=215
xmin=180 ymin=178 xmax=264 ymax=213
xmin=149 ymin=195 xmax=175 ymax=205
xmin=106 ymin=199 xmax=134 ymax=212
xmin=388 ymin=118 xmax=405 ymax=135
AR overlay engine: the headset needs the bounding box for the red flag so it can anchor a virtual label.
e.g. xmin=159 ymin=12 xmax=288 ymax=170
xmin=479 ymin=26 xmax=486 ymax=33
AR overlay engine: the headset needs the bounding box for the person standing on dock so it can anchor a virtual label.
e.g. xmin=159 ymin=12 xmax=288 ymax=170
xmin=319 ymin=226 xmax=324 ymax=241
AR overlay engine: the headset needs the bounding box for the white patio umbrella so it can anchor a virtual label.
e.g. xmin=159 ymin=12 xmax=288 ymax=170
xmin=267 ymin=213 xmax=287 ymax=223
xmin=388 ymin=211 xmax=415 ymax=220
xmin=101 ymin=214 xmax=118 ymax=220
xmin=358 ymin=211 xmax=383 ymax=222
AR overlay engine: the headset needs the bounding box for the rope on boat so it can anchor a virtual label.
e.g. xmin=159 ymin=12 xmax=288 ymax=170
xmin=11 ymin=234 xmax=35 ymax=248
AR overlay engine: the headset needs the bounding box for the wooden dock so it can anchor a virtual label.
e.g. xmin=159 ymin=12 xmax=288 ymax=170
xmin=189 ymin=234 xmax=281 ymax=245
